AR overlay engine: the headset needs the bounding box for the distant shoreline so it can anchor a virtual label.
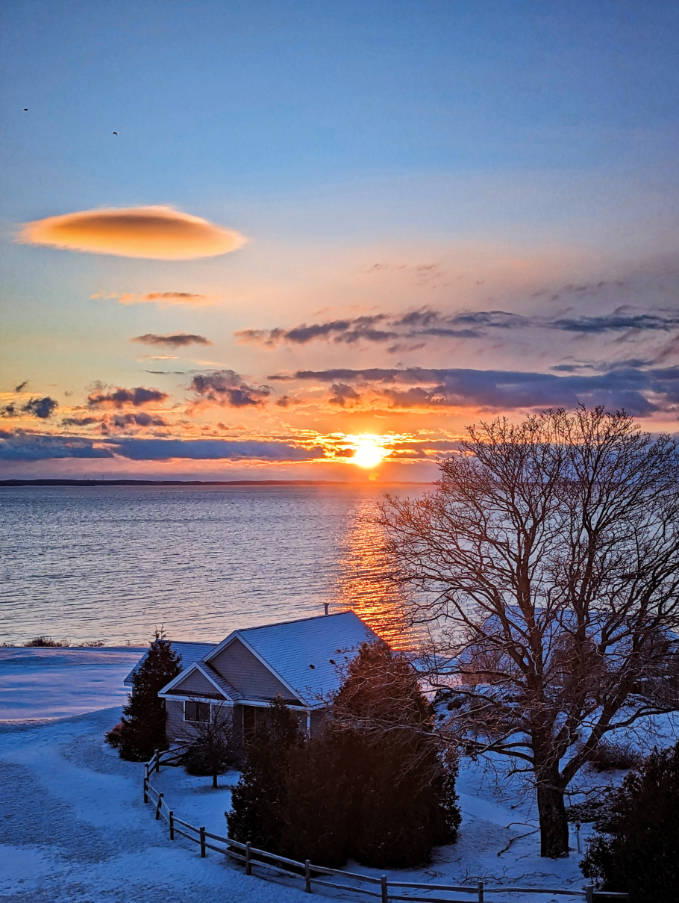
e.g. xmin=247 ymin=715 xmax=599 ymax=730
xmin=0 ymin=478 xmax=432 ymax=487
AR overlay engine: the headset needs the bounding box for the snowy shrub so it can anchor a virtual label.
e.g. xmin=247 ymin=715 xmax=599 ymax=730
xmin=566 ymin=799 xmax=606 ymax=824
xmin=588 ymin=740 xmax=641 ymax=772
xmin=581 ymin=742 xmax=679 ymax=902
xmin=105 ymin=722 xmax=124 ymax=749
xmin=24 ymin=635 xmax=66 ymax=647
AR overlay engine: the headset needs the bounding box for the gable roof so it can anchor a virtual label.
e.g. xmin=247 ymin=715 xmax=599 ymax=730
xmin=205 ymin=610 xmax=380 ymax=706
xmin=158 ymin=661 xmax=240 ymax=701
xmin=123 ymin=641 xmax=216 ymax=686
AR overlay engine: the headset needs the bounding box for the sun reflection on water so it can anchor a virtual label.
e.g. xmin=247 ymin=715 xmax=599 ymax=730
xmin=332 ymin=502 xmax=419 ymax=651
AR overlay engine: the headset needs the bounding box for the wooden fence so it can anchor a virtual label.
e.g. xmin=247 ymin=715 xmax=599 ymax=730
xmin=143 ymin=748 xmax=628 ymax=903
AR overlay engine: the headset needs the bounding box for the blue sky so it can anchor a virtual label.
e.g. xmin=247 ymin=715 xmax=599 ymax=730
xmin=1 ymin=1 xmax=678 ymax=478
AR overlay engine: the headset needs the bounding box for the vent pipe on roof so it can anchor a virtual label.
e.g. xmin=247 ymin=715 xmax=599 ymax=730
xmin=324 ymin=602 xmax=330 ymax=616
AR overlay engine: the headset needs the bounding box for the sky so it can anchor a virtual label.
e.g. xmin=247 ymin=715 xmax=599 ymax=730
xmin=1 ymin=0 xmax=679 ymax=481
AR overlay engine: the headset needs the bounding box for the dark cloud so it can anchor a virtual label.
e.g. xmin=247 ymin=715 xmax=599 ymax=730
xmin=271 ymin=365 xmax=679 ymax=416
xmin=238 ymin=305 xmax=679 ymax=350
xmin=328 ymin=383 xmax=361 ymax=407
xmin=132 ymin=333 xmax=211 ymax=347
xmin=236 ymin=315 xmax=394 ymax=347
xmin=2 ymin=396 xmax=58 ymax=419
xmin=551 ymin=312 xmax=679 ymax=334
xmin=110 ymin=438 xmax=324 ymax=461
xmin=61 ymin=416 xmax=100 ymax=427
xmin=0 ymin=431 xmax=324 ymax=462
xmin=0 ymin=431 xmax=112 ymax=461
xmin=14 ymin=380 xmax=28 ymax=393
xmin=110 ymin=412 xmax=168 ymax=428
xmin=23 ymin=396 xmax=59 ymax=419
xmin=191 ymin=370 xmax=270 ymax=407
xmin=87 ymin=386 xmax=169 ymax=408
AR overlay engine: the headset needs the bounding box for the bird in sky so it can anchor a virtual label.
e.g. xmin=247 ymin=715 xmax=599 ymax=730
xmin=112 ymin=130 xmax=118 ymax=136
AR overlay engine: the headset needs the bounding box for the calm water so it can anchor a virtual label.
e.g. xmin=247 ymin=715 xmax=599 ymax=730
xmin=0 ymin=484 xmax=426 ymax=647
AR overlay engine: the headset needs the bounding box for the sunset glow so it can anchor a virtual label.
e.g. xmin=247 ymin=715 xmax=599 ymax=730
xmin=350 ymin=436 xmax=391 ymax=470
xmin=1 ymin=4 xmax=678 ymax=482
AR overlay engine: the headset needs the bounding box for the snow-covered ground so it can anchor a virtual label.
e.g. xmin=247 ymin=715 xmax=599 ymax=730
xmin=0 ymin=646 xmax=143 ymax=721
xmin=0 ymin=648 xmax=311 ymax=903
xmin=1 ymin=647 xmax=677 ymax=902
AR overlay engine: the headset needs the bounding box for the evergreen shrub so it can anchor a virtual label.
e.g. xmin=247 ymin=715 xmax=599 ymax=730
xmin=228 ymin=641 xmax=460 ymax=868
xmin=115 ymin=630 xmax=181 ymax=762
xmin=581 ymin=742 xmax=679 ymax=902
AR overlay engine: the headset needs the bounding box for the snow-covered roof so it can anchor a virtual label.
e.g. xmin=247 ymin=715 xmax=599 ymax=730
xmin=201 ymin=662 xmax=242 ymax=700
xmin=206 ymin=611 xmax=380 ymax=706
xmin=123 ymin=641 xmax=217 ymax=686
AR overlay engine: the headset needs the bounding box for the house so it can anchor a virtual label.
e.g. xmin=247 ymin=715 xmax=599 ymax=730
xmin=149 ymin=610 xmax=380 ymax=750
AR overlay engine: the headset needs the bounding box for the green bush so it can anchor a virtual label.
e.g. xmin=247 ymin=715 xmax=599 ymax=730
xmin=228 ymin=641 xmax=461 ymax=868
xmin=116 ymin=630 xmax=182 ymax=762
xmin=105 ymin=722 xmax=124 ymax=749
xmin=581 ymin=742 xmax=679 ymax=902
xmin=228 ymin=697 xmax=302 ymax=850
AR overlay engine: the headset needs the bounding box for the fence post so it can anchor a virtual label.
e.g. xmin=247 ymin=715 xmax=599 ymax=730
xmin=380 ymin=874 xmax=388 ymax=903
xmin=245 ymin=841 xmax=252 ymax=875
xmin=155 ymin=749 xmax=161 ymax=773
xmin=304 ymin=859 xmax=311 ymax=893
xmin=585 ymin=885 xmax=594 ymax=903
xmin=143 ymin=775 xmax=149 ymax=804
xmin=155 ymin=792 xmax=164 ymax=820
xmin=477 ymin=879 xmax=484 ymax=902
xmin=169 ymin=811 xmax=174 ymax=840
xmin=200 ymin=826 xmax=206 ymax=858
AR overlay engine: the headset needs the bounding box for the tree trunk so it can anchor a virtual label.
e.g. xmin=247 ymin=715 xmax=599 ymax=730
xmin=212 ymin=771 xmax=218 ymax=789
xmin=536 ymin=772 xmax=569 ymax=858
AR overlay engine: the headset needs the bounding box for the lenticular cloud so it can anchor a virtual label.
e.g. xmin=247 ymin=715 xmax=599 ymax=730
xmin=18 ymin=205 xmax=246 ymax=260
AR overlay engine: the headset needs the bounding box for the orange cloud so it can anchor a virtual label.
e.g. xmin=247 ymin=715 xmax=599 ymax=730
xmin=91 ymin=290 xmax=211 ymax=306
xmin=19 ymin=205 xmax=246 ymax=260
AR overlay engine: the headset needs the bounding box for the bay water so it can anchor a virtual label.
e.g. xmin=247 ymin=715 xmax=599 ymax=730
xmin=0 ymin=483 xmax=427 ymax=648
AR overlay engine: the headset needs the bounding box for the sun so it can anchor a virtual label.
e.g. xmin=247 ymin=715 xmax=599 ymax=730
xmin=350 ymin=435 xmax=390 ymax=469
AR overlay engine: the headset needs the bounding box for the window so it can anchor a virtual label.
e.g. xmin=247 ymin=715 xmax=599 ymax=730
xmin=184 ymin=700 xmax=211 ymax=723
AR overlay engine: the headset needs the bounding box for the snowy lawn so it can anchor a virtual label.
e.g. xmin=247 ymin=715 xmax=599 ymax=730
xmin=0 ymin=646 xmax=143 ymax=721
xmin=1 ymin=647 xmax=677 ymax=903
xmin=152 ymin=748 xmax=621 ymax=898
xmin=0 ymin=708 xmax=313 ymax=903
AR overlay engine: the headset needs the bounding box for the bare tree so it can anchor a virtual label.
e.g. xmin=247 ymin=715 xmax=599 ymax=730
xmin=182 ymin=702 xmax=234 ymax=788
xmin=382 ymin=407 xmax=679 ymax=858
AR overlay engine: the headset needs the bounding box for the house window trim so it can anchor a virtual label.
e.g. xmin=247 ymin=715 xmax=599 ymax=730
xmin=183 ymin=699 xmax=212 ymax=724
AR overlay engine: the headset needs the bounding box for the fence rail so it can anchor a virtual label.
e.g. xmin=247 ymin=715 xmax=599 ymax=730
xmin=143 ymin=748 xmax=628 ymax=903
